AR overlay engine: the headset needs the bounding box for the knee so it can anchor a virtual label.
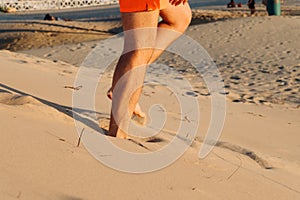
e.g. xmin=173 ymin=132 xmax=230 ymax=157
xmin=177 ymin=10 xmax=192 ymax=32
xmin=165 ymin=9 xmax=192 ymax=33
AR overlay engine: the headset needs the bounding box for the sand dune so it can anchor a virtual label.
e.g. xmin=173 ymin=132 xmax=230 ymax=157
xmin=0 ymin=9 xmax=300 ymax=200
xmin=1 ymin=49 xmax=300 ymax=199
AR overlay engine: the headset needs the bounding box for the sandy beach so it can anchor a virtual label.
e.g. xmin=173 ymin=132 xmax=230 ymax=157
xmin=1 ymin=5 xmax=300 ymax=200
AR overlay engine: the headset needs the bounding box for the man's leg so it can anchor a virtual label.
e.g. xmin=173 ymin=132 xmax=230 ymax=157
xmin=107 ymin=3 xmax=191 ymax=119
xmin=108 ymin=3 xmax=192 ymax=138
xmin=108 ymin=10 xmax=159 ymax=138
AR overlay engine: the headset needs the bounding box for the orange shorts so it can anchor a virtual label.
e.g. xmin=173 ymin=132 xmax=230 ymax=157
xmin=119 ymin=0 xmax=169 ymax=12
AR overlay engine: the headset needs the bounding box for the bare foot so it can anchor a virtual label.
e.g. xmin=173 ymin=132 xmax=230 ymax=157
xmin=107 ymin=88 xmax=146 ymax=125
xmin=108 ymin=122 xmax=128 ymax=139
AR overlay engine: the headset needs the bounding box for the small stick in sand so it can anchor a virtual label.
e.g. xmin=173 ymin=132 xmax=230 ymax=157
xmin=77 ymin=128 xmax=85 ymax=147
xmin=64 ymin=85 xmax=83 ymax=91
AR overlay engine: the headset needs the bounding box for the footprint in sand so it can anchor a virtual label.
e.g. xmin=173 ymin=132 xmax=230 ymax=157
xmin=0 ymin=93 xmax=42 ymax=106
xmin=15 ymin=60 xmax=28 ymax=64
xmin=194 ymin=138 xmax=273 ymax=170
xmin=0 ymin=92 xmax=72 ymax=121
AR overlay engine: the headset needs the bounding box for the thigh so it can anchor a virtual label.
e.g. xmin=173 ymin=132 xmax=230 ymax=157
xmin=121 ymin=10 xmax=159 ymax=30
xmin=159 ymin=2 xmax=191 ymax=27
xmin=121 ymin=11 xmax=160 ymax=52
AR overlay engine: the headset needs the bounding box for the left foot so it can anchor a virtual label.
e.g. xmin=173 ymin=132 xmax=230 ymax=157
xmin=107 ymin=88 xmax=146 ymax=125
